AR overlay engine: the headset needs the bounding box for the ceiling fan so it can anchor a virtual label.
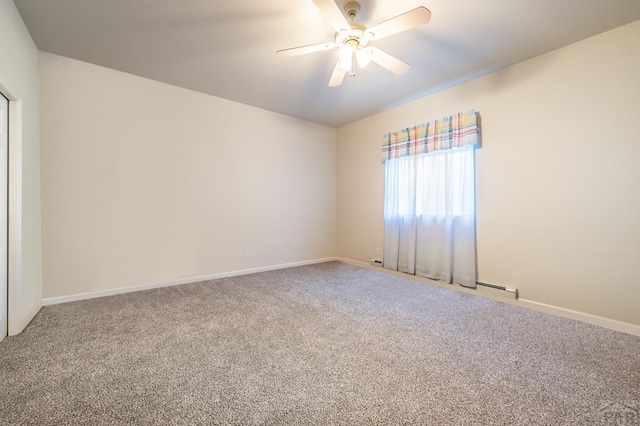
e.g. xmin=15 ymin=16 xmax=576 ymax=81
xmin=277 ymin=0 xmax=431 ymax=87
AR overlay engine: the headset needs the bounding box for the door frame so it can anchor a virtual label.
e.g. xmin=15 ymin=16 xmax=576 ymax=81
xmin=0 ymin=92 xmax=7 ymax=340
xmin=0 ymin=75 xmax=25 ymax=337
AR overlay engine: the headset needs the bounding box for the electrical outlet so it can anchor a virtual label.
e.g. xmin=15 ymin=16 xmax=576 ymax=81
xmin=375 ymin=248 xmax=381 ymax=256
xmin=261 ymin=248 xmax=267 ymax=258
xmin=243 ymin=250 xmax=250 ymax=259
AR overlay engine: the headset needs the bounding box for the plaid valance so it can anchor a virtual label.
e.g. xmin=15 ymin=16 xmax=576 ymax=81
xmin=381 ymin=110 xmax=480 ymax=163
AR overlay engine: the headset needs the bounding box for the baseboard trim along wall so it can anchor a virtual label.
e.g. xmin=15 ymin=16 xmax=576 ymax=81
xmin=337 ymin=257 xmax=640 ymax=337
xmin=515 ymin=298 xmax=640 ymax=337
xmin=42 ymin=256 xmax=639 ymax=337
xmin=42 ymin=257 xmax=338 ymax=306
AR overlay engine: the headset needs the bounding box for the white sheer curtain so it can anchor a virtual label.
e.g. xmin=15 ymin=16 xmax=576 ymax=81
xmin=383 ymin=144 xmax=477 ymax=288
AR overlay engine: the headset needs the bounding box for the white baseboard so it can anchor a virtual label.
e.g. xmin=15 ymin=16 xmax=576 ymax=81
xmin=43 ymin=257 xmax=338 ymax=306
xmin=337 ymin=257 xmax=640 ymax=337
xmin=516 ymin=298 xmax=640 ymax=337
xmin=42 ymin=256 xmax=640 ymax=337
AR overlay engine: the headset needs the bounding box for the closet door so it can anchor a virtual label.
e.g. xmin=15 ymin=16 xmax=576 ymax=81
xmin=0 ymin=93 xmax=7 ymax=341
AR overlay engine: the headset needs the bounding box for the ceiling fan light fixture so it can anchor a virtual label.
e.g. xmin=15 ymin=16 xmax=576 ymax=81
xmin=338 ymin=44 xmax=359 ymax=77
xmin=348 ymin=51 xmax=357 ymax=77
xmin=356 ymin=47 xmax=372 ymax=68
xmin=338 ymin=45 xmax=354 ymax=72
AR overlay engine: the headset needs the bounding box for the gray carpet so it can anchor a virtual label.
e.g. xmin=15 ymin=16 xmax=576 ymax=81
xmin=1 ymin=262 xmax=638 ymax=425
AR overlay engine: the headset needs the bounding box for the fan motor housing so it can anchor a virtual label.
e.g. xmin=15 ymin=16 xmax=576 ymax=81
xmin=336 ymin=25 xmax=370 ymax=48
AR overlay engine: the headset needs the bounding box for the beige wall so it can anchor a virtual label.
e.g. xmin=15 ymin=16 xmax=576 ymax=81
xmin=32 ymin=15 xmax=640 ymax=327
xmin=40 ymin=52 xmax=337 ymax=299
xmin=337 ymin=20 xmax=640 ymax=325
xmin=0 ymin=0 xmax=42 ymax=333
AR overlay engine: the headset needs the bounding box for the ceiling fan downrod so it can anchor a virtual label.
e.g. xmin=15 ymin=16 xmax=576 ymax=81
xmin=344 ymin=1 xmax=361 ymax=21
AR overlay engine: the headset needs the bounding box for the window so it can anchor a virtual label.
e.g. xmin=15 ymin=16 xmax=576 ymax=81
xmin=381 ymin=111 xmax=479 ymax=288
xmin=386 ymin=146 xmax=475 ymax=218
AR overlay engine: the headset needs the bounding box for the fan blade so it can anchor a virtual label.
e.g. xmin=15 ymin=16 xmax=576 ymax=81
xmin=312 ymin=0 xmax=350 ymax=32
xmin=370 ymin=47 xmax=410 ymax=75
xmin=328 ymin=60 xmax=347 ymax=87
xmin=277 ymin=42 xmax=336 ymax=58
xmin=367 ymin=7 xmax=431 ymax=40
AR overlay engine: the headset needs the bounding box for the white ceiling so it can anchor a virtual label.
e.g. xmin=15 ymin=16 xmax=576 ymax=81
xmin=14 ymin=0 xmax=640 ymax=127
